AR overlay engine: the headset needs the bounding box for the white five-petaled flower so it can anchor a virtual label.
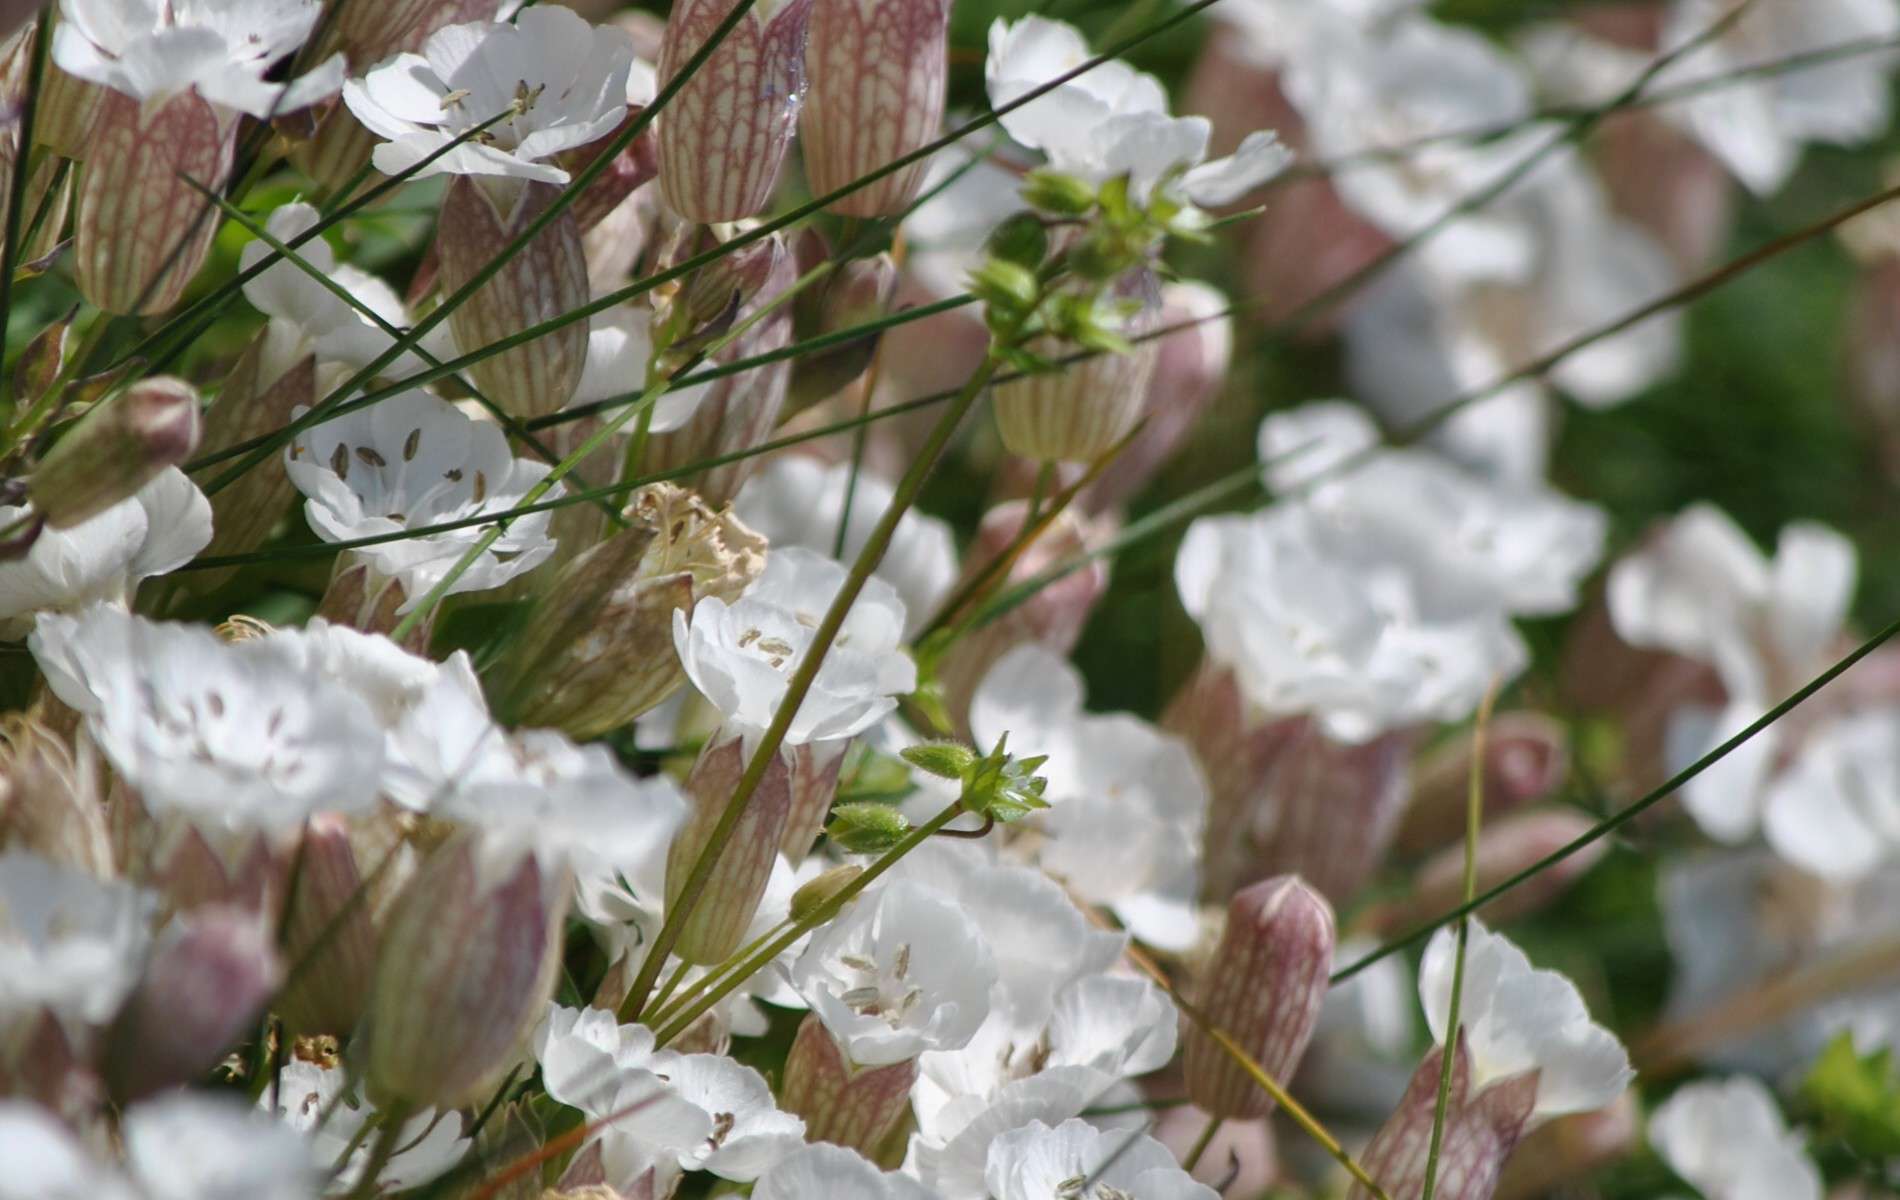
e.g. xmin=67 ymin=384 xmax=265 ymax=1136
xmin=343 ymin=6 xmax=638 ymax=185
xmin=0 ymin=468 xmax=211 ymax=638
xmin=754 ymin=1144 xmax=934 ymax=1200
xmin=1761 ymin=708 xmax=1900 ymax=882
xmin=1418 ymin=920 xmax=1633 ymax=1120
xmin=0 ymin=851 xmax=154 ymax=1033
xmin=970 ymin=644 xmax=1208 ymax=951
xmin=673 ymin=546 xmax=916 ymax=746
xmin=53 ymin=0 xmax=344 ymax=117
xmin=1648 ymin=1075 xmax=1822 ymax=1200
xmin=285 ymin=389 xmax=562 ymax=611
xmin=984 ymin=1119 xmax=1217 ymax=1200
xmin=733 ymin=457 xmax=958 ymax=638
xmin=1608 ymin=502 xmax=1856 ymax=843
xmin=29 ymin=607 xmax=386 ymax=832
xmin=984 ymin=16 xmax=1288 ymax=207
xmin=791 ymin=878 xmax=996 ymax=1066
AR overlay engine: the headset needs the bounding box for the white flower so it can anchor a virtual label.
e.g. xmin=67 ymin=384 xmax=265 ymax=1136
xmin=755 ymin=1144 xmax=934 ymax=1200
xmin=1648 ymin=1076 xmax=1822 ymax=1200
xmin=266 ymin=1061 xmax=467 ymax=1195
xmin=343 ymin=7 xmax=636 ymax=185
xmin=969 ymin=645 xmax=1207 ymax=951
xmin=1655 ymin=0 xmax=1900 ymax=195
xmin=52 ymin=0 xmax=344 ymax=116
xmin=0 ymin=851 xmax=153 ymax=1031
xmin=733 ymin=457 xmax=958 ymax=637
xmin=123 ymin=1093 xmax=316 ymax=1200
xmin=985 ymin=1119 xmax=1217 ymax=1200
xmin=240 ymin=204 xmax=436 ymax=382
xmin=905 ymin=1070 xmax=1106 ymax=1200
xmin=1609 ymin=504 xmax=1856 ymax=842
xmin=0 ymin=1099 xmax=136 ymax=1200
xmin=673 ymin=546 xmax=916 ymax=745
xmin=1419 ymin=920 xmax=1632 ymax=1119
xmin=792 ymin=879 xmax=995 ymax=1066
xmin=984 ymin=16 xmax=1287 ymax=206
xmin=1212 ymin=0 xmax=1425 ymax=70
xmin=29 ymin=607 xmax=385 ymax=832
xmin=1762 ymin=708 xmax=1900 ymax=882
xmin=284 ymin=389 xmax=562 ymax=610
xmin=0 ymin=468 xmax=211 ymax=637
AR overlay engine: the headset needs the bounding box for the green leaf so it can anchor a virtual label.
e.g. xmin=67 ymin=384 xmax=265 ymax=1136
xmin=900 ymin=741 xmax=978 ymax=779
xmin=1799 ymin=1031 xmax=1900 ymax=1159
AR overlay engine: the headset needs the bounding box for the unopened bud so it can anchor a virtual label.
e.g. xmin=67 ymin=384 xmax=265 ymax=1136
xmin=192 ymin=341 xmax=317 ymax=591
xmin=30 ymin=377 xmax=202 ymax=528
xmin=1390 ymin=810 xmax=1605 ymax=933
xmin=779 ymin=1012 xmax=919 ymax=1154
xmin=1248 ymin=719 xmax=1413 ymax=905
xmin=1162 ymin=661 xmax=1290 ymax=903
xmin=657 ymin=0 xmax=815 ymax=221
xmin=1020 ymin=170 xmax=1098 ymax=218
xmin=1 ymin=32 xmax=72 ymax=267
xmin=104 ymin=905 xmax=284 ymax=1103
xmin=75 ymin=90 xmax=236 ymax=315
xmin=789 ymin=254 xmax=899 ymax=409
xmin=1399 ymin=714 xmax=1569 ymax=855
xmin=790 ymin=864 xmax=864 ymax=923
xmin=488 ymin=484 xmax=766 ymax=736
xmin=801 ymin=0 xmax=949 ymax=216
xmin=367 ymin=834 xmax=567 ymax=1108
xmin=824 ymin=801 xmax=910 ymax=855
xmin=677 ymin=233 xmax=788 ymax=340
xmin=1183 ymin=875 xmax=1334 ymax=1119
xmin=991 ymin=271 xmax=1163 ymax=462
xmin=435 ymin=176 xmax=590 ymax=419
xmin=934 ymin=504 xmax=1107 ymax=735
xmin=1349 ymin=1040 xmax=1540 ymax=1200
xmin=0 ymin=717 xmax=113 ymax=877
xmin=782 ymin=740 xmax=850 ymax=861
xmin=986 ymin=212 xmax=1050 ymax=271
xmin=35 ymin=59 xmax=107 ymax=160
xmin=663 ymin=728 xmax=795 ymax=964
xmin=278 ymin=812 xmax=414 ymax=1036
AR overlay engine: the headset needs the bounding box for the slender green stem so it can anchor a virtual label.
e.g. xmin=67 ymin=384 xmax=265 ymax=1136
xmin=651 ymin=800 xmax=969 ymax=1045
xmin=1182 ymin=1116 xmax=1220 ymax=1173
xmin=0 ymin=7 xmax=51 ymax=396
xmin=641 ymin=919 xmax=792 ymax=1031
xmin=623 ymin=348 xmax=1010 ymax=1022
xmin=1333 ymin=610 xmax=1900 ymax=986
xmin=345 ymin=1102 xmax=412 ymax=1200
xmin=1419 ymin=686 xmax=1497 ymax=1200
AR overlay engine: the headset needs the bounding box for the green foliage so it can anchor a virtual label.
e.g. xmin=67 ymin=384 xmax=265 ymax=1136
xmin=1800 ymin=1032 xmax=1900 ymax=1161
xmin=826 ymin=801 xmax=913 ymax=853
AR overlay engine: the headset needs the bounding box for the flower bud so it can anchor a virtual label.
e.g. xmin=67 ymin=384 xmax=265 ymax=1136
xmin=488 ymin=483 xmax=766 ymax=736
xmin=1161 ymin=661 xmax=1293 ymax=904
xmin=278 ymin=811 xmax=414 ymax=1036
xmin=663 ymin=727 xmax=795 ymax=964
xmin=559 ymin=110 xmax=661 ymax=235
xmin=790 ymin=864 xmax=863 ymax=923
xmin=640 ymin=240 xmax=797 ymax=505
xmin=657 ymin=0 xmax=815 ymax=221
xmin=35 ymin=60 xmax=107 ymax=160
xmin=679 ymin=233 xmax=788 ymax=333
xmin=934 ymin=504 xmax=1107 ymax=735
xmin=75 ymin=89 xmax=235 ymax=314
xmin=367 ymin=834 xmax=567 ymax=1108
xmin=29 ymin=377 xmax=202 ymax=529
xmin=779 ymin=1013 xmax=919 ymax=1154
xmin=1386 ymin=811 xmax=1605 ymax=934
xmin=435 ymin=176 xmax=591 ymax=419
xmin=1349 ymin=1040 xmax=1540 ymax=1200
xmin=104 ymin=905 xmax=284 ymax=1103
xmin=991 ymin=272 xmax=1163 ymax=463
xmin=1249 ymin=718 xmax=1413 ymax=905
xmin=1083 ymin=281 xmax=1233 ymax=513
xmin=1397 ymin=713 xmax=1569 ymax=855
xmin=1 ymin=30 xmax=71 ymax=267
xmin=800 ymin=0 xmax=949 ymax=216
xmin=190 ymin=337 xmax=318 ymax=591
xmin=788 ymin=253 xmax=899 ymax=409
xmin=780 ymin=740 xmax=848 ymax=862
xmin=145 ymin=825 xmax=278 ymax=919
xmin=1182 ymin=875 xmax=1334 ymax=1120
xmin=0 ymin=717 xmax=113 ymax=877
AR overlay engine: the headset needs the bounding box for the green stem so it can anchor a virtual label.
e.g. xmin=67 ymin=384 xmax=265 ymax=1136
xmin=1182 ymin=1115 xmax=1220 ymax=1173
xmin=622 ymin=347 xmax=1009 ymax=1023
xmin=1419 ymin=686 xmax=1495 ymax=1200
xmin=345 ymin=1103 xmax=412 ymax=1200
xmin=0 ymin=7 xmax=51 ymax=404
xmin=650 ymin=800 xmax=968 ymax=1045
xmin=641 ymin=919 xmax=792 ymax=1031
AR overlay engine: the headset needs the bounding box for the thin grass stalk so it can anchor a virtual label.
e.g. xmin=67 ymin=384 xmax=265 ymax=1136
xmin=1333 ymin=611 xmax=1900 ymax=986
xmin=1419 ymin=684 xmax=1498 ymax=1200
